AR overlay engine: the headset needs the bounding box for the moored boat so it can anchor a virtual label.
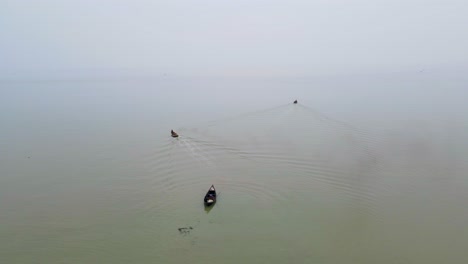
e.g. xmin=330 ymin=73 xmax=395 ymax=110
xmin=204 ymin=185 xmax=216 ymax=206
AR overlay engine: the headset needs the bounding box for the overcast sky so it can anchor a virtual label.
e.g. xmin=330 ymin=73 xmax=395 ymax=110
xmin=1 ymin=0 xmax=467 ymax=78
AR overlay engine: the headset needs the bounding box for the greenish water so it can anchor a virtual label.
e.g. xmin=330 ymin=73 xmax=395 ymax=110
xmin=1 ymin=80 xmax=468 ymax=263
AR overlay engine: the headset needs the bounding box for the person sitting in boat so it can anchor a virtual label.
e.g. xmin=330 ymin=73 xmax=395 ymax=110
xmin=171 ymin=130 xmax=179 ymax=137
xmin=205 ymin=193 xmax=215 ymax=202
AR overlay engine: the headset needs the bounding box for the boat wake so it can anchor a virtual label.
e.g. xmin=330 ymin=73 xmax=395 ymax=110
xmin=177 ymin=137 xmax=215 ymax=167
xmin=143 ymin=102 xmax=394 ymax=220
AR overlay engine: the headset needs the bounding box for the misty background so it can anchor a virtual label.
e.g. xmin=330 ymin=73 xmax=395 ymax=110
xmin=2 ymin=1 xmax=468 ymax=263
xmin=2 ymin=0 xmax=467 ymax=118
xmin=2 ymin=0 xmax=468 ymax=76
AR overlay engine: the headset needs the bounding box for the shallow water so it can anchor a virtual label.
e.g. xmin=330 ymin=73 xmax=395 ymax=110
xmin=1 ymin=79 xmax=468 ymax=263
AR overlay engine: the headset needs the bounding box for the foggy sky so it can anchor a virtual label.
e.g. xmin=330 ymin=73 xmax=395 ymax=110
xmin=1 ymin=0 xmax=468 ymax=78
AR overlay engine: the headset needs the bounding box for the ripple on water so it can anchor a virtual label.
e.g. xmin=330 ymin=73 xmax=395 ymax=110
xmin=136 ymin=103 xmax=395 ymax=221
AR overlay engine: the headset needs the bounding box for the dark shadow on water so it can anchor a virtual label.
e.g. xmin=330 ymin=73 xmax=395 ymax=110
xmin=204 ymin=204 xmax=215 ymax=214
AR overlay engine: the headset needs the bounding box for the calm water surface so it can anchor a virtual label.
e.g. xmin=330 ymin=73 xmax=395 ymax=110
xmin=1 ymin=80 xmax=467 ymax=263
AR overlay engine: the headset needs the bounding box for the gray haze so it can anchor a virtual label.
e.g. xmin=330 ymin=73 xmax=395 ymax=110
xmin=2 ymin=0 xmax=468 ymax=131
xmin=2 ymin=0 xmax=468 ymax=79
xmin=2 ymin=1 xmax=468 ymax=263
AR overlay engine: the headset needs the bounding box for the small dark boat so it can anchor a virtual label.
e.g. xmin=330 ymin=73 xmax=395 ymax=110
xmin=293 ymin=100 xmax=298 ymax=104
xmin=204 ymin=185 xmax=217 ymax=206
xmin=171 ymin=130 xmax=179 ymax=138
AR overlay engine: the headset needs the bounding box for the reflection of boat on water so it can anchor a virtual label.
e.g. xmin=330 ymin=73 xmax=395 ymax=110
xmin=204 ymin=185 xmax=216 ymax=206
xmin=204 ymin=204 xmax=214 ymax=213
xmin=171 ymin=130 xmax=179 ymax=138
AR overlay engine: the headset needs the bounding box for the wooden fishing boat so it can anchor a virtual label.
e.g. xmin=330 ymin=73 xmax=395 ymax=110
xmin=171 ymin=130 xmax=179 ymax=138
xmin=204 ymin=185 xmax=216 ymax=206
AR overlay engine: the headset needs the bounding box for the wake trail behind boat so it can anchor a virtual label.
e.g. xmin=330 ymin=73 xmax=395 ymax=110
xmin=205 ymin=103 xmax=291 ymax=128
xmin=178 ymin=137 xmax=215 ymax=167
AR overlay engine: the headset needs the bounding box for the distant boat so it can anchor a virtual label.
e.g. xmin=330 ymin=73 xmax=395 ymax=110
xmin=293 ymin=100 xmax=298 ymax=104
xmin=204 ymin=185 xmax=217 ymax=206
xmin=171 ymin=130 xmax=179 ymax=138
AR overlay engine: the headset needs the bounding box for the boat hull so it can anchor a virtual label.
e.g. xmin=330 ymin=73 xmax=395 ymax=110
xmin=203 ymin=185 xmax=217 ymax=207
